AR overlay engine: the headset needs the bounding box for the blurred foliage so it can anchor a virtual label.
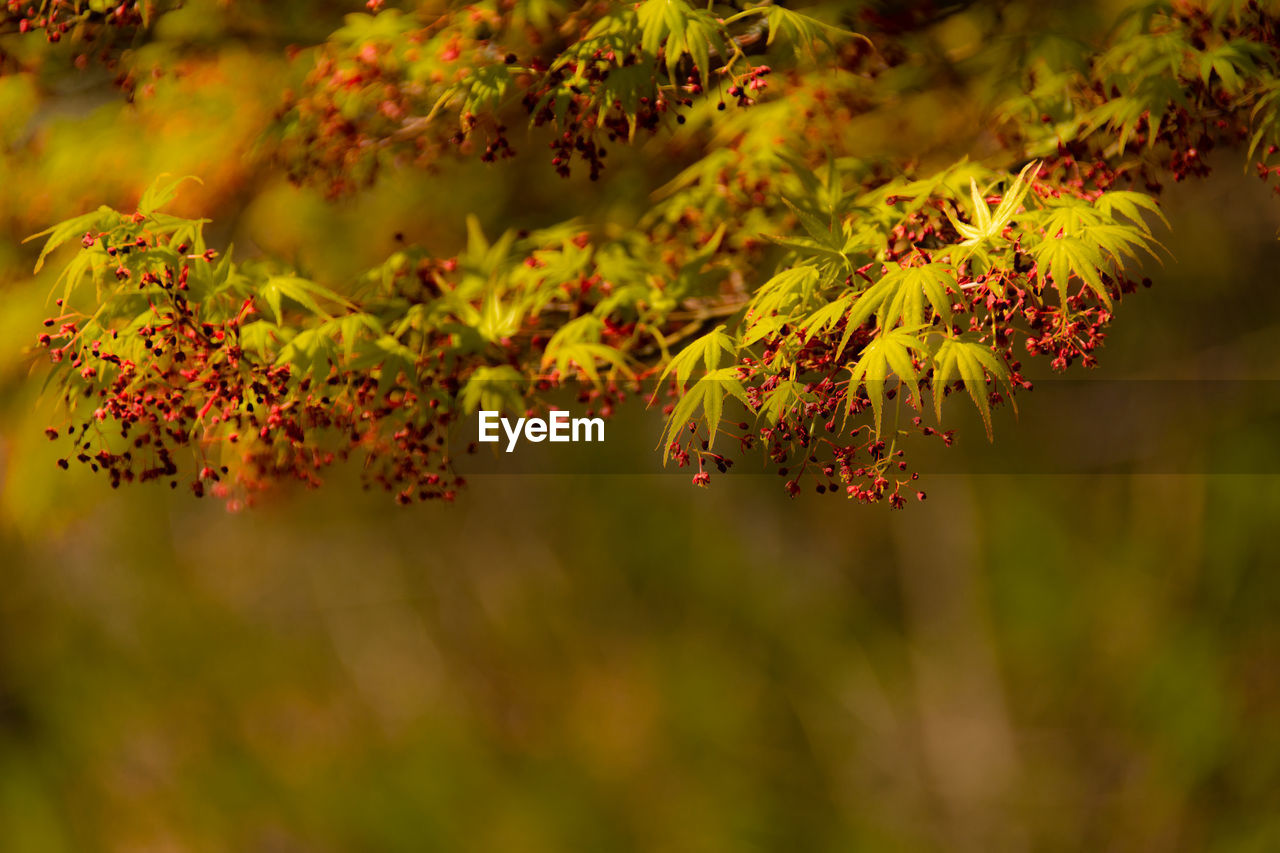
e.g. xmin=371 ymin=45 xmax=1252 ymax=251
xmin=1 ymin=0 xmax=1280 ymax=850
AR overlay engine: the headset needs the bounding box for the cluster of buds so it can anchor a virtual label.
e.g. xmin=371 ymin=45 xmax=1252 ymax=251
xmin=277 ymin=3 xmax=779 ymax=195
xmin=3 ymin=0 xmax=152 ymax=42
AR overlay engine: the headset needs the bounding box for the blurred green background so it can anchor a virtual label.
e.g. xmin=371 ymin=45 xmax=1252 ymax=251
xmin=3 ymin=1 xmax=1280 ymax=850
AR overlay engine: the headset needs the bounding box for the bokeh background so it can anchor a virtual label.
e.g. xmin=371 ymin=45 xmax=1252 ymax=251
xmin=2 ymin=1 xmax=1280 ymax=850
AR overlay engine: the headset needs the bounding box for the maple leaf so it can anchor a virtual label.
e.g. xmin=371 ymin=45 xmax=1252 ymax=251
xmin=946 ymin=161 xmax=1040 ymax=247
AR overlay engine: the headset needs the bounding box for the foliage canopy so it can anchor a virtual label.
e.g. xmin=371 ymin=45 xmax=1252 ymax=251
xmin=14 ymin=0 xmax=1280 ymax=507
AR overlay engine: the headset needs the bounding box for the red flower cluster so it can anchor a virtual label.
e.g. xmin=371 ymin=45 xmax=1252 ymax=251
xmin=3 ymin=0 xmax=150 ymax=42
xmin=36 ymin=232 xmax=470 ymax=508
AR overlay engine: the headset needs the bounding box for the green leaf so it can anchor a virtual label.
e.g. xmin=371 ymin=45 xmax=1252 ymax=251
xmin=322 ymin=313 xmax=384 ymax=363
xmin=945 ymin=161 xmax=1039 ymax=248
xmin=868 ymin=263 xmax=957 ymax=331
xmin=747 ymin=265 xmax=821 ymax=320
xmin=931 ymin=336 xmax=1009 ymax=440
xmin=237 ymin=321 xmax=283 ymax=359
xmin=477 ymin=291 xmax=523 ymax=343
xmin=138 ymin=174 xmax=203 ymax=216
xmin=1197 ymin=41 xmax=1262 ymax=94
xmin=846 ymin=326 xmax=928 ymax=436
xmin=637 ymin=0 xmax=728 ymax=86
xmin=259 ymin=276 xmax=350 ymax=324
xmin=275 ymin=327 xmax=339 ymax=382
xmin=349 ymin=335 xmax=423 ymax=397
xmin=460 ymin=365 xmax=526 ymax=414
xmin=52 ymin=249 xmax=97 ymax=308
xmin=782 ymin=197 xmax=842 ymax=251
xmin=1031 ymin=235 xmax=1112 ymax=308
xmin=1094 ymin=190 xmax=1169 ymax=235
xmin=541 ymin=316 xmax=633 ymax=385
xmin=595 ymin=63 xmax=656 ymax=139
xmin=760 ymin=378 xmax=812 ymax=427
xmin=763 ymin=6 xmax=857 ymax=57
xmin=659 ymin=366 xmax=747 ymax=460
xmin=26 ymin=207 xmax=117 ymax=275
xmin=742 ymin=313 xmax=790 ymax=347
xmin=657 ymin=324 xmax=737 ymax=390
xmin=798 ymin=292 xmax=854 ymax=343
xmin=764 ymin=234 xmax=851 ymax=269
xmin=459 ymin=65 xmax=515 ymax=116
xmin=1083 ymin=223 xmax=1163 ymax=266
